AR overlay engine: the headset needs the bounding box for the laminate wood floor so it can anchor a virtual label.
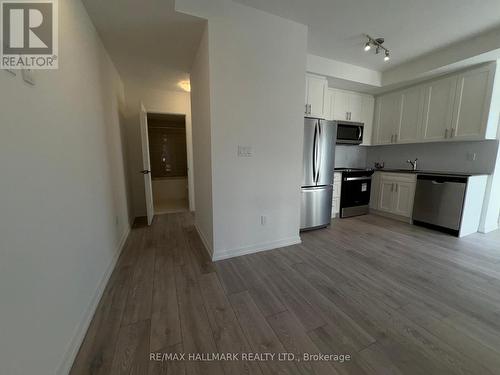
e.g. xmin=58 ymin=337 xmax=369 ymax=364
xmin=70 ymin=213 xmax=500 ymax=375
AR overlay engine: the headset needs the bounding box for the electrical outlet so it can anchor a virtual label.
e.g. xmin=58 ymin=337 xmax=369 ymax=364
xmin=260 ymin=215 xmax=267 ymax=225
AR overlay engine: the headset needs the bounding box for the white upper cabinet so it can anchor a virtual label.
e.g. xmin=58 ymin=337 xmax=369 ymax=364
xmin=305 ymin=74 xmax=327 ymax=118
xmin=373 ymin=92 xmax=401 ymax=145
xmin=331 ymin=89 xmax=350 ymax=121
xmin=327 ymin=88 xmax=375 ymax=145
xmin=360 ymin=95 xmax=375 ymax=146
xmin=372 ymin=62 xmax=498 ymax=145
xmin=421 ymin=75 xmax=457 ymax=142
xmin=398 ymin=86 xmax=424 ymax=144
xmin=330 ymin=89 xmax=368 ymax=122
xmin=347 ymin=93 xmax=364 ymax=122
xmin=451 ymin=64 xmax=494 ymax=140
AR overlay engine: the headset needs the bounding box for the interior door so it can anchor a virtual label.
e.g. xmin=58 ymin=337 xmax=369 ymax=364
xmin=139 ymin=103 xmax=154 ymax=225
xmin=422 ymin=76 xmax=457 ymax=141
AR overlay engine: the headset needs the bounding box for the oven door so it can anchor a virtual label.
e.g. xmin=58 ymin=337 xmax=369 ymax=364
xmin=337 ymin=122 xmax=363 ymax=145
xmin=340 ymin=175 xmax=372 ymax=217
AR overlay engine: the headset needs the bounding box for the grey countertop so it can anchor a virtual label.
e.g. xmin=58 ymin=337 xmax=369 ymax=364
xmin=373 ymin=168 xmax=489 ymax=177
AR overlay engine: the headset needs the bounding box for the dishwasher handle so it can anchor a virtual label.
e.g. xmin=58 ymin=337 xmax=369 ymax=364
xmin=417 ymin=174 xmax=468 ymax=184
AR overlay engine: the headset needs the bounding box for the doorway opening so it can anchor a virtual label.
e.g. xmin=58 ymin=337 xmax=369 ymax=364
xmin=147 ymin=113 xmax=189 ymax=214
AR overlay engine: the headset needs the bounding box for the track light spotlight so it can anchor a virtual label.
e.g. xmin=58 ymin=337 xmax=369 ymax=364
xmin=363 ymin=34 xmax=391 ymax=63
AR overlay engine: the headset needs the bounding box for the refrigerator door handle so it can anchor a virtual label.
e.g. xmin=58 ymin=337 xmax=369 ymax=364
xmin=312 ymin=122 xmax=318 ymax=183
xmin=315 ymin=122 xmax=322 ymax=184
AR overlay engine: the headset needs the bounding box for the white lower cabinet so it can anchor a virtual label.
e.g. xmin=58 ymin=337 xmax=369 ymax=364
xmin=371 ymin=173 xmax=416 ymax=220
xmin=331 ymin=172 xmax=342 ymax=218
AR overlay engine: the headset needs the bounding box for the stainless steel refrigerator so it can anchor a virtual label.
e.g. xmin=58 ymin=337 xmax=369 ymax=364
xmin=300 ymin=118 xmax=337 ymax=230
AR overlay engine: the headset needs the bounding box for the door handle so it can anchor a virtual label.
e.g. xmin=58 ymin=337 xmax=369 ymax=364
xmin=315 ymin=122 xmax=322 ymax=183
xmin=140 ymin=170 xmax=151 ymax=174
xmin=345 ymin=176 xmax=371 ymax=181
xmin=312 ymin=123 xmax=317 ymax=182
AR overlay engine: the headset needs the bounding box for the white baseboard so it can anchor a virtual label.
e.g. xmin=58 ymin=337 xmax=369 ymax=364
xmin=56 ymin=225 xmax=131 ymax=375
xmin=194 ymin=223 xmax=213 ymax=259
xmin=478 ymin=223 xmax=499 ymax=234
xmin=212 ymin=236 xmax=302 ymax=261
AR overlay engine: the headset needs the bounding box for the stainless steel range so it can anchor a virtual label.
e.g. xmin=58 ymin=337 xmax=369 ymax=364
xmin=335 ymin=168 xmax=374 ymax=218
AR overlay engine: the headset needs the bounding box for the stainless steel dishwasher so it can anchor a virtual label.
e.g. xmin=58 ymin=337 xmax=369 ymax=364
xmin=412 ymin=174 xmax=468 ymax=236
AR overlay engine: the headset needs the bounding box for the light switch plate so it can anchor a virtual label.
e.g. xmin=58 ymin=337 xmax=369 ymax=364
xmin=237 ymin=145 xmax=253 ymax=157
xmin=22 ymin=69 xmax=35 ymax=85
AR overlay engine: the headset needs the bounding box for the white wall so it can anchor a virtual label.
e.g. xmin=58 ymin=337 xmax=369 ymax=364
xmin=307 ymin=54 xmax=382 ymax=87
xmin=0 ymin=1 xmax=130 ymax=374
xmin=123 ymin=86 xmax=195 ymax=217
xmin=178 ymin=0 xmax=308 ymax=260
xmin=190 ymin=24 xmax=214 ymax=253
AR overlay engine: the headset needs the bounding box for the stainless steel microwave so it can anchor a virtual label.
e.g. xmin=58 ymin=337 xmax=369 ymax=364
xmin=336 ymin=121 xmax=364 ymax=145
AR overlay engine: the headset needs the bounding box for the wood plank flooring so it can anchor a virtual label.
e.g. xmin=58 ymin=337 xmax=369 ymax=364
xmin=70 ymin=213 xmax=500 ymax=375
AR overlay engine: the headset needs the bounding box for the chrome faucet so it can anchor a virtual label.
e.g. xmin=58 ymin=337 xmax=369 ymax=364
xmin=407 ymin=158 xmax=418 ymax=171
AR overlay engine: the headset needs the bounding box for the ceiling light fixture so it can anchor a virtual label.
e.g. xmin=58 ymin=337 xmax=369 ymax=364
xmin=178 ymin=80 xmax=191 ymax=92
xmin=363 ymin=34 xmax=390 ymax=62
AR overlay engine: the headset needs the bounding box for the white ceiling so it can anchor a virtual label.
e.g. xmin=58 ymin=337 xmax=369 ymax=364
xmin=82 ymin=0 xmax=205 ymax=93
xmin=233 ymin=0 xmax=500 ymax=71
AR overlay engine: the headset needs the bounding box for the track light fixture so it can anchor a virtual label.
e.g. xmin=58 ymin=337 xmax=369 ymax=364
xmin=363 ymin=34 xmax=390 ymax=62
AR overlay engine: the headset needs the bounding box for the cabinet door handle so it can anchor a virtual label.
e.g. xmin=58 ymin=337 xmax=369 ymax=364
xmin=445 ymin=129 xmax=448 ymax=138
xmin=349 ymin=112 xmax=352 ymax=120
xmin=395 ymin=184 xmax=398 ymax=193
xmin=391 ymin=183 xmax=394 ymax=192
xmin=394 ymin=134 xmax=397 ymax=143
xmin=305 ymin=104 xmax=308 ymax=114
xmin=309 ymin=104 xmax=312 ymax=114
xmin=390 ymin=134 xmax=394 ymax=143
xmin=451 ymin=127 xmax=455 ymax=138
